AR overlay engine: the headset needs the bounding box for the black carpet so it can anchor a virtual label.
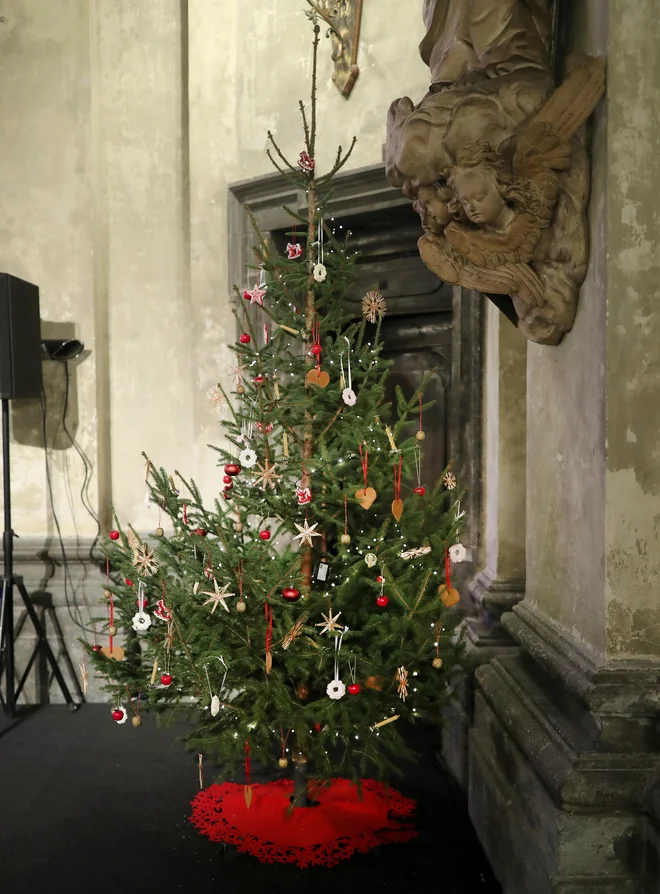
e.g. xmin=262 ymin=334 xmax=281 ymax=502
xmin=0 ymin=706 xmax=500 ymax=894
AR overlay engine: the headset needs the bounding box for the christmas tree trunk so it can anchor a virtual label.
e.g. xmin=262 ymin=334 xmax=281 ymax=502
xmin=84 ymin=12 xmax=467 ymax=794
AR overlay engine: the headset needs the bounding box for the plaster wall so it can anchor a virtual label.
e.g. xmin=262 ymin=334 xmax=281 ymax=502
xmin=526 ymin=0 xmax=660 ymax=660
xmin=525 ymin=0 xmax=608 ymax=653
xmin=0 ymin=0 xmax=430 ymax=540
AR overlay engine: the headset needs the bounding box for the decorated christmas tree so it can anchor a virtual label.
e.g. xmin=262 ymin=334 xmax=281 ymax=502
xmin=85 ymin=15 xmax=466 ymax=802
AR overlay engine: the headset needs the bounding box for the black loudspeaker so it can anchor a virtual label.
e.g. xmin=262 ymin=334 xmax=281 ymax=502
xmin=0 ymin=273 xmax=43 ymax=400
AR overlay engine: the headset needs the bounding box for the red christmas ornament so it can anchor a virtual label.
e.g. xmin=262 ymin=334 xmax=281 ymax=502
xmin=314 ymin=723 xmax=322 ymax=733
xmin=223 ymin=475 xmax=232 ymax=484
xmin=109 ymin=530 xmax=120 ymax=541
xmin=161 ymin=673 xmax=173 ymax=686
xmin=92 ymin=643 xmax=102 ymax=653
xmin=259 ymin=530 xmax=271 ymax=541
xmin=311 ymin=344 xmax=322 ymax=357
xmin=239 ymin=333 xmax=251 ymax=344
xmin=125 ymin=578 xmax=134 ymax=587
xmin=376 ymin=595 xmax=389 ymax=608
xmin=377 ymin=575 xmax=384 ymax=583
xmin=112 ymin=708 xmax=124 ymax=722
xmin=414 ymin=485 xmax=426 ymax=496
xmin=253 ymin=375 xmax=265 ymax=385
xmin=135 ymin=599 xmax=149 ymax=609
xmin=348 ymin=683 xmax=361 ymax=696
xmin=193 ymin=528 xmax=207 ymax=537
xmin=223 ymin=491 xmax=233 ymax=501
xmin=224 ymin=464 xmax=241 ymax=476
xmin=282 ymin=586 xmax=301 ymax=602
xmin=224 ymin=480 xmax=234 ymax=491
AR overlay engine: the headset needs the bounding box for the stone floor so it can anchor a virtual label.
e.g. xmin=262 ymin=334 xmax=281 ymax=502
xmin=0 ymin=705 xmax=500 ymax=893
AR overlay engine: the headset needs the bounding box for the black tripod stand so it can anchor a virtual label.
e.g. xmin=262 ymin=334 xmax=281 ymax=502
xmin=0 ymin=398 xmax=79 ymax=717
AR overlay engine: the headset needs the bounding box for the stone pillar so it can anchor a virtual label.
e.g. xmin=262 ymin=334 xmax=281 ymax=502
xmin=468 ymin=3 xmax=660 ymax=891
xmin=442 ymin=297 xmax=526 ymax=787
xmin=468 ymin=299 xmax=526 ymax=648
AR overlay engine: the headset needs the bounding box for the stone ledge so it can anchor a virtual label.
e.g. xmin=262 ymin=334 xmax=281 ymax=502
xmin=504 ymin=603 xmax=660 ymax=714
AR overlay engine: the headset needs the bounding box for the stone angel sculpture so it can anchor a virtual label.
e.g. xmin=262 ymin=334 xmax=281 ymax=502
xmin=416 ymin=56 xmax=606 ymax=344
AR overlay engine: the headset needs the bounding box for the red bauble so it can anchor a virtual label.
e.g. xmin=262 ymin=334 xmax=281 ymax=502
xmin=224 ymin=464 xmax=241 ymax=476
xmin=193 ymin=528 xmax=207 ymax=537
xmin=224 ymin=480 xmax=234 ymax=491
xmin=282 ymin=586 xmax=301 ymax=602
xmin=377 ymin=575 xmax=384 ymax=583
xmin=125 ymin=578 xmax=134 ymax=587
xmin=314 ymin=723 xmax=322 ymax=733
xmin=112 ymin=709 xmax=124 ymax=721
xmin=414 ymin=486 xmax=426 ymax=496
xmin=109 ymin=530 xmax=120 ymax=541
xmin=310 ymin=344 xmax=322 ymax=357
xmin=239 ymin=333 xmax=251 ymax=344
xmin=223 ymin=491 xmax=232 ymax=501
xmin=223 ymin=475 xmax=232 ymax=484
xmin=347 ymin=683 xmax=361 ymax=696
xmin=135 ymin=599 xmax=149 ymax=609
xmin=253 ymin=375 xmax=265 ymax=384
xmin=92 ymin=643 xmax=102 ymax=653
xmin=161 ymin=673 xmax=173 ymax=686
xmin=259 ymin=530 xmax=271 ymax=541
xmin=376 ymin=595 xmax=389 ymax=608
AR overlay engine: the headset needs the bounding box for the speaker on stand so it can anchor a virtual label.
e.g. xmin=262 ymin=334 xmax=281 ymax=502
xmin=0 ymin=273 xmax=78 ymax=716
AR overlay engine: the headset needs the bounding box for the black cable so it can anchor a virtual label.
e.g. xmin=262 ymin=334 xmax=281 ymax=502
xmin=40 ymin=390 xmax=98 ymax=636
xmin=62 ymin=362 xmax=101 ymax=558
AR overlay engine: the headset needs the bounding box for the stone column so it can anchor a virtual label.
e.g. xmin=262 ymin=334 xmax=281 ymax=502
xmin=467 ymin=299 xmax=526 ymax=650
xmin=442 ymin=297 xmax=526 ymax=787
xmin=468 ymin=2 xmax=660 ymax=891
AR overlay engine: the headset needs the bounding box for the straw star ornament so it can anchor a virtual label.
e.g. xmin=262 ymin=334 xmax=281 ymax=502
xmin=201 ymin=579 xmax=237 ymax=613
xmin=252 ymin=460 xmax=281 ymax=491
xmin=315 ymin=610 xmax=344 ymax=636
xmin=293 ymin=519 xmax=322 ymax=547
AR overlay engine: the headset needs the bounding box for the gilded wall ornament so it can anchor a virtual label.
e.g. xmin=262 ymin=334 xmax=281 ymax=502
xmin=306 ymin=0 xmax=364 ymax=98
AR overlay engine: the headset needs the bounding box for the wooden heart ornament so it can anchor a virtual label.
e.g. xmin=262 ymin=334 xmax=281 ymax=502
xmin=306 ymin=369 xmax=330 ymax=388
xmin=101 ymin=644 xmax=125 ymax=661
xmin=355 ymin=487 xmax=377 ymax=509
xmin=391 ymin=499 xmax=404 ymax=522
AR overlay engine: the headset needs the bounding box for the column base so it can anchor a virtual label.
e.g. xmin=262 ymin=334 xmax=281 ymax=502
xmin=468 ymin=602 xmax=660 ymax=893
xmin=441 ymin=572 xmax=525 ymax=788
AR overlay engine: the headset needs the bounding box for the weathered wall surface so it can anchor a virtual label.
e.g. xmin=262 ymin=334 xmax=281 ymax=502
xmin=0 ymin=0 xmax=430 ymax=540
xmin=526 ymin=0 xmax=660 ymax=660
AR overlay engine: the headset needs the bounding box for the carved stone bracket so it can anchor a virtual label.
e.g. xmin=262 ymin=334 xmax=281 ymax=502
xmin=306 ymin=0 xmax=364 ymax=98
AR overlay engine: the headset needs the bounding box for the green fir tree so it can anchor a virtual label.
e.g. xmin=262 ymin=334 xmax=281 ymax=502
xmin=85 ymin=15 xmax=466 ymax=794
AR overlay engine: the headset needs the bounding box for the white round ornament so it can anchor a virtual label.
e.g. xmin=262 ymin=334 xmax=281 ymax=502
xmin=342 ymin=388 xmax=356 ymax=407
xmin=449 ymin=543 xmax=467 ymax=564
xmin=326 ymin=679 xmax=346 ymax=700
xmin=131 ymin=611 xmax=152 ymax=632
xmin=239 ymin=448 xmax=258 ymax=468
xmin=313 ymin=263 xmax=327 ymax=283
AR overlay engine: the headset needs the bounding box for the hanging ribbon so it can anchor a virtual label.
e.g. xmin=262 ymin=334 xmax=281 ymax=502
xmin=445 ymin=546 xmax=452 ymax=592
xmin=144 ymin=458 xmax=152 ymax=509
xmin=106 ymin=558 xmax=114 ymax=651
xmin=317 ymin=217 xmax=324 ymax=268
xmin=393 ymin=457 xmax=402 ymax=503
xmin=312 ymin=315 xmax=322 ymax=371
xmin=264 ymin=600 xmax=273 ymax=675
xmin=183 ymin=502 xmax=188 ymax=526
xmin=343 ymin=492 xmax=348 ymax=537
xmin=340 ymin=337 xmax=356 ymax=406
xmin=244 ymin=740 xmax=253 ymax=808
xmin=419 ymin=392 xmax=423 ymax=433
xmin=198 ymin=754 xmax=204 ymax=790
xmin=263 ymin=323 xmax=270 ymax=346
xmin=414 ymin=446 xmax=422 ymax=488
xmin=359 ymin=442 xmax=369 ymax=490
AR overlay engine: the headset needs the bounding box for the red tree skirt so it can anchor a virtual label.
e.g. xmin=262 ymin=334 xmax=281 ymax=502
xmin=190 ymin=777 xmax=417 ymax=867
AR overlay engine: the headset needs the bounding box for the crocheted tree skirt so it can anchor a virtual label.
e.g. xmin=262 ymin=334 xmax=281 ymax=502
xmin=190 ymin=777 xmax=417 ymax=868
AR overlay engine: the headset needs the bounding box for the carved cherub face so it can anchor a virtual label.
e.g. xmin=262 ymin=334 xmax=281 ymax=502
xmin=411 ymin=183 xmax=452 ymax=234
xmin=451 ymin=168 xmax=508 ymax=229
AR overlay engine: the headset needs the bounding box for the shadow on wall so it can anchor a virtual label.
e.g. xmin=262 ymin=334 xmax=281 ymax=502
xmin=10 ymin=320 xmax=86 ymax=450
